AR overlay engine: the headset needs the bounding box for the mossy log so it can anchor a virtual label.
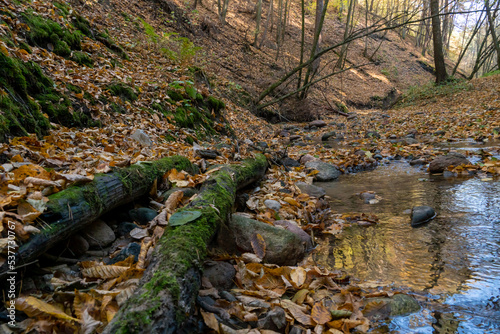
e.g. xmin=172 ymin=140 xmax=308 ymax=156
xmin=0 ymin=156 xmax=196 ymax=278
xmin=104 ymin=154 xmax=268 ymax=334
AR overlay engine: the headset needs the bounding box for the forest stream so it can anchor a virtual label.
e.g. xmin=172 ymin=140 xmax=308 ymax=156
xmin=314 ymin=143 xmax=500 ymax=333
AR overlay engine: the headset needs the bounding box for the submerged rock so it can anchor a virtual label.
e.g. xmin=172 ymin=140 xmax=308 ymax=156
xmin=304 ymin=160 xmax=341 ymax=181
xmin=411 ymin=205 xmax=436 ymax=226
xmin=429 ymin=153 xmax=469 ymax=173
xmin=218 ymin=214 xmax=305 ymax=265
xmin=364 ymin=294 xmax=420 ymax=319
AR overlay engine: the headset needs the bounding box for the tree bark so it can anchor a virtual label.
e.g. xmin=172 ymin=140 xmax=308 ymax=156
xmin=430 ymin=0 xmax=448 ymax=83
xmin=0 ymin=156 xmax=196 ymax=278
xmin=103 ymin=154 xmax=268 ymax=334
xmin=485 ymin=0 xmax=500 ymax=70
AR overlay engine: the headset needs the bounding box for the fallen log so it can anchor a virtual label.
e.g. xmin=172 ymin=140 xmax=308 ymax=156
xmin=0 ymin=156 xmax=196 ymax=278
xmin=104 ymin=154 xmax=268 ymax=334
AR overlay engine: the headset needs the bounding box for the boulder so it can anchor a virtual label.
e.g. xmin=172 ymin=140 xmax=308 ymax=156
xmin=264 ymin=199 xmax=281 ymax=211
xmin=274 ymin=220 xmax=313 ymax=250
xmin=429 ymin=153 xmax=469 ymax=173
xmin=309 ymin=120 xmax=327 ymax=128
xmin=321 ymin=131 xmax=336 ymax=141
xmin=129 ymin=208 xmax=158 ymax=225
xmin=203 ymin=260 xmax=236 ymax=291
xmin=295 ymin=181 xmax=326 ymax=198
xmin=218 ymin=215 xmax=305 ymax=265
xmin=411 ymin=206 xmax=436 ymax=226
xmin=83 ymin=220 xmax=116 ymax=248
xmin=304 ymin=160 xmax=341 ymax=181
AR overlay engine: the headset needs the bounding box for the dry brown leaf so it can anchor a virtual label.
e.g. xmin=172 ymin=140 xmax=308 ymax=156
xmin=164 ymin=190 xmax=184 ymax=213
xmin=290 ymin=267 xmax=307 ymax=288
xmin=242 ymin=252 xmax=263 ymax=263
xmin=250 ymin=233 xmax=266 ymax=259
xmin=201 ymin=309 xmax=219 ymax=332
xmin=311 ymin=302 xmax=332 ymax=325
xmin=281 ymin=299 xmax=313 ymax=326
xmin=81 ymin=265 xmax=129 ymax=279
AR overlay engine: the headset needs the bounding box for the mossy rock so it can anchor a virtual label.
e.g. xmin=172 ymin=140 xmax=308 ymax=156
xmin=0 ymin=52 xmax=98 ymax=141
xmin=106 ymin=82 xmax=138 ymax=102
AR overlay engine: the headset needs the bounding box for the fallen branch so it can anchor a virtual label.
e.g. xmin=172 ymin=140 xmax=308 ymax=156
xmin=0 ymin=156 xmax=196 ymax=278
xmin=104 ymin=154 xmax=268 ymax=334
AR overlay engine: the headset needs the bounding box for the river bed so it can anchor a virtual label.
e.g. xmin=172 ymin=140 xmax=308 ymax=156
xmin=315 ymin=161 xmax=500 ymax=333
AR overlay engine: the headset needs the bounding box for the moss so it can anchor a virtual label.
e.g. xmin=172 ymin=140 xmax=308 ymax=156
xmin=22 ymin=12 xmax=82 ymax=57
xmin=206 ymin=96 xmax=225 ymax=114
xmin=106 ymin=82 xmax=138 ymax=102
xmin=19 ymin=42 xmax=32 ymax=54
xmin=71 ymin=51 xmax=93 ymax=67
xmin=72 ymin=15 xmax=92 ymax=37
xmin=53 ymin=2 xmax=70 ymax=17
xmin=66 ymin=83 xmax=82 ymax=94
xmin=166 ymin=89 xmax=184 ymax=101
xmin=164 ymin=133 xmax=176 ymax=142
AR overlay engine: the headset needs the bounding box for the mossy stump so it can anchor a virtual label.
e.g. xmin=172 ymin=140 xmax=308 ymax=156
xmin=0 ymin=156 xmax=196 ymax=278
xmin=104 ymin=154 xmax=268 ymax=334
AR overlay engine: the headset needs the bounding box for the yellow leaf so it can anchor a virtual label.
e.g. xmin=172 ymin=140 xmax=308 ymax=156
xmin=16 ymin=296 xmax=79 ymax=323
xmin=291 ymin=267 xmax=307 ymax=288
xmin=284 ymin=197 xmax=301 ymax=207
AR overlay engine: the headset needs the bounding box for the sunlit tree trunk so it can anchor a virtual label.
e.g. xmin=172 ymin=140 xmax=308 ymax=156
xmin=485 ymin=0 xmax=500 ymax=70
xmin=430 ymin=0 xmax=448 ymax=83
xmin=259 ymin=0 xmax=274 ymax=48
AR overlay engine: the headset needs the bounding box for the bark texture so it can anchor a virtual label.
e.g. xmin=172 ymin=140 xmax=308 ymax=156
xmin=103 ymin=154 xmax=268 ymax=334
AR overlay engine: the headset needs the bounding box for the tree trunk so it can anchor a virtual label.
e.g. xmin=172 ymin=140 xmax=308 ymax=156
xmin=103 ymin=154 xmax=268 ymax=334
xmin=0 ymin=156 xmax=196 ymax=278
xmin=430 ymin=0 xmax=448 ymax=83
xmin=485 ymin=0 xmax=500 ymax=70
xmin=253 ymin=0 xmax=263 ymax=46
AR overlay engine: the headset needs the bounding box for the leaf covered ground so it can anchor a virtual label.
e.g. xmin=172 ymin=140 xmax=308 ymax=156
xmin=0 ymin=0 xmax=499 ymax=333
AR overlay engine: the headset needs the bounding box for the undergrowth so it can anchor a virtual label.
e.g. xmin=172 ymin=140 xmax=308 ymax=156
xmin=397 ymin=78 xmax=472 ymax=107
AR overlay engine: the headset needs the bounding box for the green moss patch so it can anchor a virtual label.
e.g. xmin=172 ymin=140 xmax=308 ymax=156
xmin=70 ymin=51 xmax=93 ymax=67
xmin=0 ymin=52 xmax=98 ymax=141
xmin=106 ymin=82 xmax=139 ymax=102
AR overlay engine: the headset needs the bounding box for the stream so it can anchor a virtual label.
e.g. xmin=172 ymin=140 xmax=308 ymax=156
xmin=315 ymin=156 xmax=500 ymax=333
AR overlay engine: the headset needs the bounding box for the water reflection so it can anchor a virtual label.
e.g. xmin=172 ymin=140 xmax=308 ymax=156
xmin=318 ymin=162 xmax=500 ymax=332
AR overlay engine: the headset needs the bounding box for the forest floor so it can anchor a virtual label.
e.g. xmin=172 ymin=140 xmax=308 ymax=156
xmin=0 ymin=0 xmax=499 ymax=332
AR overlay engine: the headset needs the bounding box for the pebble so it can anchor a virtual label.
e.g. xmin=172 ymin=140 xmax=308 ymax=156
xmin=264 ymin=199 xmax=281 ymax=211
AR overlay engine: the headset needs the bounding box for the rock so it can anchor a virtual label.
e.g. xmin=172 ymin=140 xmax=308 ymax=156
xmin=257 ymin=141 xmax=269 ymax=149
xmin=108 ymin=243 xmax=141 ymax=264
xmin=203 ymin=261 xmax=236 ymax=291
xmin=409 ymin=159 xmax=426 ymax=166
xmin=293 ymin=141 xmax=307 ymax=147
xmin=289 ymin=135 xmax=301 ymax=141
xmin=66 ymin=234 xmax=89 ymax=257
xmin=264 ymin=199 xmax=281 ymax=211
xmin=364 ymin=294 xmax=420 ymax=318
xmin=403 ymin=137 xmax=418 ymax=145
xmin=258 ymin=307 xmax=287 ymax=330
xmin=411 ymin=206 xmax=436 ymax=226
xmin=434 ymin=130 xmax=446 ymax=136
xmin=220 ymin=291 xmax=237 ymax=302
xmin=218 ymin=215 xmax=305 ymax=265
xmin=429 ymin=153 xmax=469 ymax=173
xmin=195 ymin=149 xmax=219 ymax=159
xmin=321 ymin=131 xmax=336 ymax=141
xmin=309 ymin=120 xmax=327 ymax=128
xmin=162 ymin=187 xmax=198 ymax=200
xmin=373 ymin=154 xmax=383 ymax=160
xmin=389 ymin=134 xmax=397 ymax=139
xmin=280 ymin=157 xmax=301 ymax=168
xmin=296 ymin=181 xmax=326 ymax=198
xmin=130 ymin=129 xmax=152 ymax=146
xmin=243 ymin=139 xmax=253 ymax=145
xmin=83 ymin=220 xmax=116 ymax=248
xmin=365 ymin=131 xmax=381 ymax=139
xmin=304 ymin=160 xmax=341 ymax=181
xmin=299 ymin=154 xmax=316 ymax=164
xmin=274 ymin=220 xmax=313 ymax=250
xmin=406 ymin=133 xmax=416 ymax=139
xmin=116 ymin=222 xmax=138 ymax=237
xmin=359 ymin=191 xmax=376 ymax=203
xmin=129 ymin=208 xmax=158 ymax=225
xmin=279 ymin=130 xmax=290 ymax=137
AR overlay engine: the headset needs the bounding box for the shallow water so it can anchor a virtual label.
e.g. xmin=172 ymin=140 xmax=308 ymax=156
xmin=317 ymin=162 xmax=500 ymax=333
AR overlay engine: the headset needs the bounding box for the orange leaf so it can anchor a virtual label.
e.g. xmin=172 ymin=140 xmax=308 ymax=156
xmin=311 ymin=302 xmax=332 ymax=325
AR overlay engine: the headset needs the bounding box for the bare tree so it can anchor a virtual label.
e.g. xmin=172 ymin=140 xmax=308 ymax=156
xmin=430 ymin=0 xmax=448 ymax=83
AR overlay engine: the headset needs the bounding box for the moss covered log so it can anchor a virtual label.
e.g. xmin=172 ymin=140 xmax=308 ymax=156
xmin=0 ymin=156 xmax=196 ymax=278
xmin=104 ymin=154 xmax=268 ymax=334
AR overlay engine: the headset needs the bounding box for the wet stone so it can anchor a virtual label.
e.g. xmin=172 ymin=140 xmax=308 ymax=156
xmin=305 ymin=160 xmax=341 ymax=181
xmin=321 ymin=131 xmax=336 ymax=141
xmin=116 ymin=222 xmax=138 ymax=237
xmin=429 ymin=152 xmax=469 ymax=173
xmin=296 ymin=181 xmax=326 ymax=198
xmin=309 ymin=120 xmax=327 ymax=128
xmin=83 ymin=220 xmax=116 ymax=248
xmin=280 ymin=157 xmax=301 ymax=168
xmin=129 ymin=208 xmax=158 ymax=225
xmin=107 ymin=242 xmax=141 ymax=264
xmin=411 ymin=205 xmax=436 ymax=226
xmin=264 ymin=199 xmax=281 ymax=211
xmin=203 ymin=261 xmax=236 ymax=291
